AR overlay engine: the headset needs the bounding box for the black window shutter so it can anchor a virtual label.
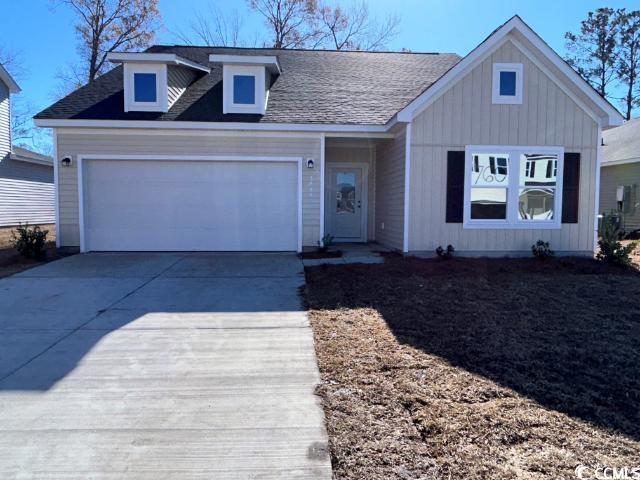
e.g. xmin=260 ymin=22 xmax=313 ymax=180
xmin=562 ymin=152 xmax=580 ymax=224
xmin=446 ymin=151 xmax=465 ymax=223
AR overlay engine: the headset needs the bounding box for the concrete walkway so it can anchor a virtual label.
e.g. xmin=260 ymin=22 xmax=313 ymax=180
xmin=0 ymin=253 xmax=331 ymax=479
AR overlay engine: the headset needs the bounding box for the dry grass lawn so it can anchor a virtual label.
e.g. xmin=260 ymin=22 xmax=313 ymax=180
xmin=304 ymin=256 xmax=640 ymax=479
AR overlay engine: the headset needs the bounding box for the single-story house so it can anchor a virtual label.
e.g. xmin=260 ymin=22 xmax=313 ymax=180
xmin=0 ymin=64 xmax=54 ymax=227
xmin=34 ymin=16 xmax=623 ymax=255
xmin=599 ymin=117 xmax=640 ymax=233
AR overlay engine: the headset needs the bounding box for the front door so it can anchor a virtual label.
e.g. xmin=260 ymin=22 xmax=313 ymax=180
xmin=327 ymin=166 xmax=365 ymax=241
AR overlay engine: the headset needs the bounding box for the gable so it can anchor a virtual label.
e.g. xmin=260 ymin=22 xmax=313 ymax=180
xmin=412 ymin=37 xmax=598 ymax=149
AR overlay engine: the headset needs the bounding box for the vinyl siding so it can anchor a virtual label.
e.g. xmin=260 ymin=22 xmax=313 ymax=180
xmin=0 ymin=158 xmax=54 ymax=226
xmin=375 ymin=127 xmax=406 ymax=250
xmin=0 ymin=81 xmax=10 ymax=160
xmin=409 ymin=38 xmax=599 ymax=254
xmin=325 ymin=143 xmax=376 ymax=241
xmin=167 ymin=66 xmax=197 ymax=108
xmin=600 ymin=163 xmax=640 ymax=232
xmin=56 ymin=132 xmax=321 ymax=247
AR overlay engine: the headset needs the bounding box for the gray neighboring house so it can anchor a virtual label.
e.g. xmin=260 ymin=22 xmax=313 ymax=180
xmin=600 ymin=118 xmax=640 ymax=233
xmin=35 ymin=16 xmax=623 ymax=255
xmin=0 ymin=64 xmax=54 ymax=227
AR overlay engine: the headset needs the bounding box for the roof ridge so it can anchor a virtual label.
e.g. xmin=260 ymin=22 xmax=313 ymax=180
xmin=149 ymin=44 xmax=458 ymax=56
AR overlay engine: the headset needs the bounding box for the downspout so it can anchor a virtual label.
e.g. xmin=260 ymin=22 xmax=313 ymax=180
xmin=403 ymin=123 xmax=412 ymax=253
xmin=593 ymin=123 xmax=603 ymax=255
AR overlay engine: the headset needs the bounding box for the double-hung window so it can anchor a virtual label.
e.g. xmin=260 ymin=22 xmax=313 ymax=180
xmin=464 ymin=145 xmax=563 ymax=229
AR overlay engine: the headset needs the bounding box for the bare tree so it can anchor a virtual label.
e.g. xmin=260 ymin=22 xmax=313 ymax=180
xmin=565 ymin=8 xmax=620 ymax=99
xmin=248 ymin=0 xmax=321 ymax=49
xmin=317 ymin=1 xmax=399 ymax=51
xmin=58 ymin=0 xmax=162 ymax=84
xmin=174 ymin=5 xmax=247 ymax=47
xmin=616 ymin=10 xmax=640 ymax=120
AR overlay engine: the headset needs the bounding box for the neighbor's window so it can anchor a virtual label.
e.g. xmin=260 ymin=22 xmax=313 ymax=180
xmin=133 ymin=73 xmax=157 ymax=103
xmin=492 ymin=63 xmax=523 ymax=104
xmin=233 ymin=75 xmax=256 ymax=104
xmin=465 ymin=146 xmax=563 ymax=228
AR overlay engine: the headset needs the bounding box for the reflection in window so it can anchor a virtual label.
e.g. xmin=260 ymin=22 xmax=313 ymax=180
xmin=518 ymin=153 xmax=558 ymax=220
xmin=470 ymin=188 xmax=507 ymax=219
xmin=519 ymin=189 xmax=554 ymax=220
xmin=336 ymin=172 xmax=355 ymax=214
xmin=471 ymin=153 xmax=509 ymax=186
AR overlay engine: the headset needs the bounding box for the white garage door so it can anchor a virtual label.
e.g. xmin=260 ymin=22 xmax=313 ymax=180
xmin=82 ymin=159 xmax=299 ymax=251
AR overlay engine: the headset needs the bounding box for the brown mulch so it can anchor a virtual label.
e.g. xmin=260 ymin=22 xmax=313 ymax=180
xmin=304 ymin=256 xmax=640 ymax=479
xmin=0 ymin=225 xmax=73 ymax=278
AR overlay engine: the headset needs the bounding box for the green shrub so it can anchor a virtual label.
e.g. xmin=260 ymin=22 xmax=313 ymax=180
xmin=531 ymin=240 xmax=554 ymax=260
xmin=11 ymin=224 xmax=49 ymax=259
xmin=318 ymin=233 xmax=335 ymax=252
xmin=597 ymin=216 xmax=637 ymax=266
xmin=436 ymin=244 xmax=455 ymax=259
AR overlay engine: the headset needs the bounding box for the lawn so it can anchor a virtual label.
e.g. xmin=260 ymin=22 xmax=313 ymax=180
xmin=304 ymin=256 xmax=640 ymax=479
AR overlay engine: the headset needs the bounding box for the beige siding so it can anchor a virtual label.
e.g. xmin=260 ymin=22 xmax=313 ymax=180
xmin=56 ymin=131 xmax=321 ymax=247
xmin=409 ymin=38 xmax=599 ymax=254
xmin=325 ymin=142 xmax=376 ymax=240
xmin=375 ymin=127 xmax=406 ymax=250
xmin=600 ymin=163 xmax=640 ymax=232
xmin=167 ymin=66 xmax=197 ymax=108
xmin=0 ymin=81 xmax=10 ymax=159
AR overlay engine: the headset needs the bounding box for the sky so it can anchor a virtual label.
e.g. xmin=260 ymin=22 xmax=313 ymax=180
xmin=2 ymin=0 xmax=637 ymax=152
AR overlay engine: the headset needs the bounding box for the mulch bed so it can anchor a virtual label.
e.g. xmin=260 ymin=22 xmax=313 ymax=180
xmin=304 ymin=256 xmax=640 ymax=479
xmin=300 ymin=250 xmax=343 ymax=259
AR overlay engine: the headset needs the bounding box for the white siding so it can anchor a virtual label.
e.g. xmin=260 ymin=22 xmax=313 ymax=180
xmin=325 ymin=142 xmax=376 ymax=241
xmin=0 ymin=81 xmax=10 ymax=160
xmin=0 ymin=158 xmax=54 ymax=226
xmin=375 ymin=127 xmax=406 ymax=250
xmin=409 ymin=38 xmax=599 ymax=254
xmin=167 ymin=66 xmax=197 ymax=108
xmin=56 ymin=131 xmax=321 ymax=247
xmin=600 ymin=163 xmax=640 ymax=232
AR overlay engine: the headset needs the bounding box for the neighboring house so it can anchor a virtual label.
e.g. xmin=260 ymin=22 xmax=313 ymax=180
xmin=600 ymin=118 xmax=640 ymax=233
xmin=34 ymin=16 xmax=622 ymax=255
xmin=0 ymin=64 xmax=54 ymax=227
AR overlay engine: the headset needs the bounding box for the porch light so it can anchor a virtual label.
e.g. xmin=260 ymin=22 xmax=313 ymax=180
xmin=307 ymin=158 xmax=314 ymax=169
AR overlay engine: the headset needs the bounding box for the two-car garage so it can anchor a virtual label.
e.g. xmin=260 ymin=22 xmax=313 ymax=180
xmin=78 ymin=156 xmax=301 ymax=252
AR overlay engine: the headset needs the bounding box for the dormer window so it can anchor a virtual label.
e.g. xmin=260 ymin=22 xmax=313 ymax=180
xmin=492 ymin=63 xmax=523 ymax=104
xmin=210 ymin=54 xmax=281 ymax=116
xmin=134 ymin=73 xmax=157 ymax=103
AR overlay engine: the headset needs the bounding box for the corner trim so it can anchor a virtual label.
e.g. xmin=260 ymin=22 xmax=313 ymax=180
xmin=403 ymin=124 xmax=412 ymax=253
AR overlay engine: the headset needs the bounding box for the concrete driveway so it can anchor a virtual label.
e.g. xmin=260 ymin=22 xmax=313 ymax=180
xmin=0 ymin=253 xmax=331 ymax=479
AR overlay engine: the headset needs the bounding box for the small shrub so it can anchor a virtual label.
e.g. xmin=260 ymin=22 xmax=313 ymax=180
xmin=531 ymin=240 xmax=554 ymax=260
xmin=597 ymin=216 xmax=637 ymax=266
xmin=436 ymin=244 xmax=455 ymax=259
xmin=11 ymin=223 xmax=49 ymax=259
xmin=318 ymin=233 xmax=335 ymax=252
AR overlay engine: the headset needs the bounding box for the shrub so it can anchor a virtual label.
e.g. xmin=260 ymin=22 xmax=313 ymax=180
xmin=531 ymin=240 xmax=554 ymax=260
xmin=436 ymin=244 xmax=455 ymax=259
xmin=597 ymin=216 xmax=637 ymax=266
xmin=11 ymin=223 xmax=49 ymax=259
xmin=318 ymin=233 xmax=335 ymax=252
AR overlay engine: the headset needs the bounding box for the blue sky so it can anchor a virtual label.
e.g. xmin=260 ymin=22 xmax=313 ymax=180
xmin=2 ymin=0 xmax=636 ymax=150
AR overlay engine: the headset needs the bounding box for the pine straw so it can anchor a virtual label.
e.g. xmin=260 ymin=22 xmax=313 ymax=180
xmin=304 ymin=256 xmax=640 ymax=479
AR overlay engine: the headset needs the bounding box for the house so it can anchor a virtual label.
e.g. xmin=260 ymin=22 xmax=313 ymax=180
xmin=599 ymin=118 xmax=640 ymax=234
xmin=0 ymin=64 xmax=54 ymax=228
xmin=34 ymin=16 xmax=622 ymax=255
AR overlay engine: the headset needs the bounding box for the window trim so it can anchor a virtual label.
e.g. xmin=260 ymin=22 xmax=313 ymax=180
xmin=123 ymin=63 xmax=167 ymax=112
xmin=463 ymin=145 xmax=564 ymax=229
xmin=222 ymin=64 xmax=266 ymax=114
xmin=492 ymin=63 xmax=523 ymax=104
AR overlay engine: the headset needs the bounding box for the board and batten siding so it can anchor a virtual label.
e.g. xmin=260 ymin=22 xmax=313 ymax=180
xmin=55 ymin=132 xmax=321 ymax=248
xmin=0 ymin=80 xmax=10 ymax=159
xmin=0 ymin=158 xmax=54 ymax=226
xmin=409 ymin=38 xmax=599 ymax=254
xmin=167 ymin=66 xmax=198 ymax=108
xmin=600 ymin=163 xmax=640 ymax=232
xmin=375 ymin=127 xmax=406 ymax=250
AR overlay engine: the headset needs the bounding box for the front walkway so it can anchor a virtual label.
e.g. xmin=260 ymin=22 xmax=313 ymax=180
xmin=0 ymin=253 xmax=331 ymax=479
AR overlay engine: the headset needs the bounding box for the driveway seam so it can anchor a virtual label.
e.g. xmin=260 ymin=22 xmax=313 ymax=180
xmin=0 ymin=254 xmax=188 ymax=384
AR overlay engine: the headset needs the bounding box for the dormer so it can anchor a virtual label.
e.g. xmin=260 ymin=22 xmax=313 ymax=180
xmin=209 ymin=55 xmax=281 ymax=115
xmin=107 ymin=52 xmax=210 ymax=113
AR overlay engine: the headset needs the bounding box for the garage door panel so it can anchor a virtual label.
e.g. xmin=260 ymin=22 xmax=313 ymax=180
xmin=84 ymin=160 xmax=298 ymax=251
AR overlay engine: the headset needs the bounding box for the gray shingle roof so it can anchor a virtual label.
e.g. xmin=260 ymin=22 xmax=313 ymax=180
xmin=603 ymin=117 xmax=640 ymax=164
xmin=35 ymin=46 xmax=461 ymax=125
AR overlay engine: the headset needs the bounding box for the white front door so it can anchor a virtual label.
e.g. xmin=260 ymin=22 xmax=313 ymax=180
xmin=326 ymin=166 xmax=366 ymax=241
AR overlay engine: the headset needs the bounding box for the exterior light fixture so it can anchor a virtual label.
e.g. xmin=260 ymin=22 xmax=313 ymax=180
xmin=61 ymin=156 xmax=72 ymax=167
xmin=306 ymin=158 xmax=314 ymax=169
